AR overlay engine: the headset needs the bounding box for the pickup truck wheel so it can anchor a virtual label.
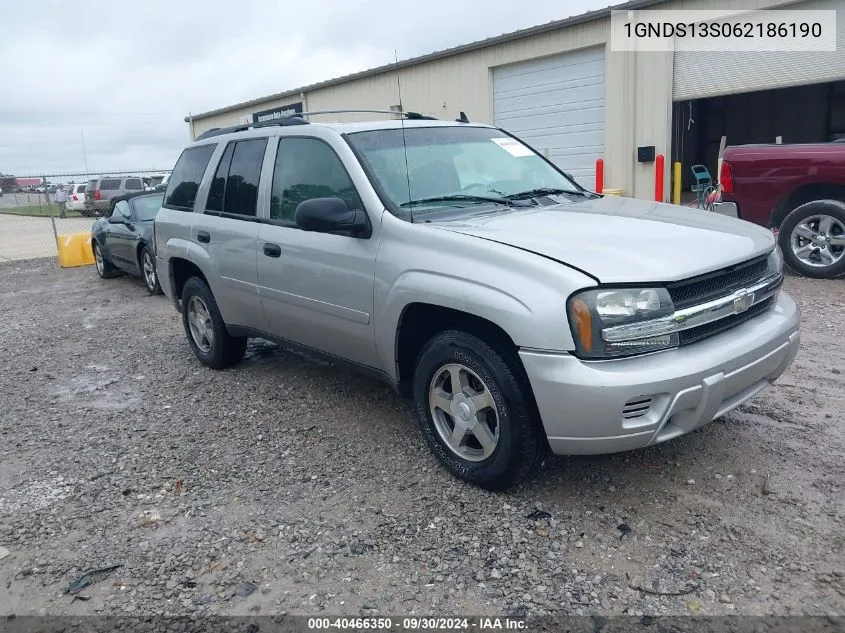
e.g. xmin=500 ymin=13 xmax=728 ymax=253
xmin=779 ymin=200 xmax=845 ymax=279
xmin=413 ymin=330 xmax=548 ymax=491
xmin=180 ymin=277 xmax=247 ymax=370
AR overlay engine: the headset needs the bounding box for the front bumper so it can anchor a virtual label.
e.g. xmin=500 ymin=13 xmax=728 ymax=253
xmin=520 ymin=291 xmax=800 ymax=455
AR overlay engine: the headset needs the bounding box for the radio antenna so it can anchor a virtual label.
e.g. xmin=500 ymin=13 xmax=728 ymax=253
xmin=395 ymin=50 xmax=413 ymax=221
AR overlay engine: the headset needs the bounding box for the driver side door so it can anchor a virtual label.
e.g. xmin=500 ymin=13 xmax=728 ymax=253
xmin=104 ymin=200 xmax=138 ymax=271
xmin=256 ymin=135 xmax=380 ymax=368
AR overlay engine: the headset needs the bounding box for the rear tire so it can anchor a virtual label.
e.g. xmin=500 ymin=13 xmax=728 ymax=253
xmin=180 ymin=276 xmax=247 ymax=370
xmin=140 ymin=246 xmax=162 ymax=295
xmin=412 ymin=330 xmax=548 ymax=491
xmin=779 ymin=200 xmax=845 ymax=279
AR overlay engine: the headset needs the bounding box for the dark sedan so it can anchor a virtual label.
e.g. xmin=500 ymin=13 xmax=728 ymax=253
xmin=91 ymin=191 xmax=164 ymax=294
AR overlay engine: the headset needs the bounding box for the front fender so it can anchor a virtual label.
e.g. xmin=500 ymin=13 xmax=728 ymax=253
xmin=375 ymin=268 xmax=579 ymax=381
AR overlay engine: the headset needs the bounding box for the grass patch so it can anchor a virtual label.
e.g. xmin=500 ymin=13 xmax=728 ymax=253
xmin=0 ymin=206 xmax=86 ymax=218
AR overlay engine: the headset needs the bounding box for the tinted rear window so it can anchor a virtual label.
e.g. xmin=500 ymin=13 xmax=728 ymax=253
xmin=76 ymin=185 xmax=86 ymax=193
xmin=125 ymin=178 xmax=143 ymax=190
xmin=164 ymin=145 xmax=217 ymax=211
xmin=99 ymin=178 xmax=121 ymax=190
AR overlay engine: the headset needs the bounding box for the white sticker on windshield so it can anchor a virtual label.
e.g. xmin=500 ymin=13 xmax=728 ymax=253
xmin=491 ymin=137 xmax=534 ymax=157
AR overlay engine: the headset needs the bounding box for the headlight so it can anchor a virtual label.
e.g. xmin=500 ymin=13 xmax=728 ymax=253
xmin=767 ymin=246 xmax=783 ymax=275
xmin=568 ymin=287 xmax=678 ymax=359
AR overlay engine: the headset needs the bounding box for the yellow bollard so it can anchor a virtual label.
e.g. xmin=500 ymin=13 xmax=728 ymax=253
xmin=56 ymin=232 xmax=95 ymax=268
xmin=672 ymin=162 xmax=682 ymax=205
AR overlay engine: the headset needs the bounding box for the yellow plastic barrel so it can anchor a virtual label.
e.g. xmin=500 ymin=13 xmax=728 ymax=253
xmin=602 ymin=188 xmax=624 ymax=197
xmin=57 ymin=232 xmax=95 ymax=268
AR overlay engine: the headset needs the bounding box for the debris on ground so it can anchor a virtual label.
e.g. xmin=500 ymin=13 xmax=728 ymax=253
xmin=63 ymin=564 xmax=123 ymax=595
xmin=234 ymin=582 xmax=258 ymax=598
xmin=524 ymin=509 xmax=552 ymax=521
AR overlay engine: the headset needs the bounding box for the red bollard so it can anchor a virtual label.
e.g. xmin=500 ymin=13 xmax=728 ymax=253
xmin=655 ymin=154 xmax=665 ymax=202
xmin=595 ymin=158 xmax=604 ymax=194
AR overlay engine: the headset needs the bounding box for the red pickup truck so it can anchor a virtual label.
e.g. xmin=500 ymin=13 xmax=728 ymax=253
xmin=720 ymin=142 xmax=845 ymax=279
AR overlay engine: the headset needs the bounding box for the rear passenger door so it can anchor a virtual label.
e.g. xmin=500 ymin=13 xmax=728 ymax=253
xmin=256 ymin=135 xmax=379 ymax=368
xmin=194 ymin=137 xmax=269 ymax=332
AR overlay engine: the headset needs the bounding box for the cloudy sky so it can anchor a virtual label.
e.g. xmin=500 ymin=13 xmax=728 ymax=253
xmin=1 ymin=0 xmax=611 ymax=177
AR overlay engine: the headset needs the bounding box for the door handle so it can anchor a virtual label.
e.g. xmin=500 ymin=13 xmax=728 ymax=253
xmin=197 ymin=231 xmax=210 ymax=243
xmin=263 ymin=243 xmax=282 ymax=258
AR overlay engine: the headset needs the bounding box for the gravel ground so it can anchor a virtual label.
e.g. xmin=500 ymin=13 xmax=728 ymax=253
xmin=0 ymin=258 xmax=843 ymax=619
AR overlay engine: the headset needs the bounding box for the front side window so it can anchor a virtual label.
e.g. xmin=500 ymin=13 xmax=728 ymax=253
xmin=164 ymin=144 xmax=216 ymax=211
xmin=113 ymin=200 xmax=131 ymax=219
xmin=270 ymin=137 xmax=362 ymax=222
xmin=345 ymin=126 xmax=582 ymax=215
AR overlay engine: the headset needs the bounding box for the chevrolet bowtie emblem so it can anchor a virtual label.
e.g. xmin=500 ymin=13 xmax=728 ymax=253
xmin=733 ymin=290 xmax=752 ymax=314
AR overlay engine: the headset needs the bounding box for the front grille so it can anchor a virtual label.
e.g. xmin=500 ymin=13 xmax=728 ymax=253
xmin=679 ymin=296 xmax=774 ymax=346
xmin=668 ymin=256 xmax=769 ymax=309
xmin=622 ymin=396 xmax=652 ymax=419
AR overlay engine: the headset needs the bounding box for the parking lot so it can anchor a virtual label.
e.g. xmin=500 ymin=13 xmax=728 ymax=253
xmin=0 ymin=258 xmax=842 ymax=619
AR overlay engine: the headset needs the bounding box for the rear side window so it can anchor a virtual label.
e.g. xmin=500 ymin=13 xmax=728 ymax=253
xmin=125 ymin=177 xmax=143 ymax=190
xmin=206 ymin=143 xmax=235 ymax=212
xmin=164 ymin=144 xmax=216 ymax=211
xmin=99 ymin=178 xmax=121 ymax=190
xmin=205 ymin=138 xmax=267 ymax=217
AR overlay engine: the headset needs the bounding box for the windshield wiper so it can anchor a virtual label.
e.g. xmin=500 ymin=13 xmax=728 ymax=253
xmin=506 ymin=187 xmax=593 ymax=200
xmin=399 ymin=194 xmax=532 ymax=208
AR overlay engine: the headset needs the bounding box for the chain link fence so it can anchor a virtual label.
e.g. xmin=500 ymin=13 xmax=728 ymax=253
xmin=0 ymin=170 xmax=170 ymax=263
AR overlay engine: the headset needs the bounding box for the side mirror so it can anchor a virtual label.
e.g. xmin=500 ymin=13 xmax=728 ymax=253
xmin=108 ymin=214 xmax=128 ymax=224
xmin=294 ymin=197 xmax=368 ymax=235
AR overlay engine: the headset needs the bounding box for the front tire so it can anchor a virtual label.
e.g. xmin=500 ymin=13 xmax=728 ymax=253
xmin=412 ymin=330 xmax=548 ymax=490
xmin=180 ymin=277 xmax=247 ymax=370
xmin=140 ymin=246 xmax=162 ymax=295
xmin=93 ymin=241 xmax=120 ymax=279
xmin=779 ymin=200 xmax=845 ymax=279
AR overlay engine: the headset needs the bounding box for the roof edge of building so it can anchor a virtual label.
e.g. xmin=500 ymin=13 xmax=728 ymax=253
xmin=185 ymin=0 xmax=665 ymax=123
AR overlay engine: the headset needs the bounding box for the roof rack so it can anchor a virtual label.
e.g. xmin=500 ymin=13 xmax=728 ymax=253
xmin=195 ymin=117 xmax=309 ymax=141
xmin=193 ymin=109 xmax=439 ymax=141
xmin=290 ymin=109 xmax=437 ymax=120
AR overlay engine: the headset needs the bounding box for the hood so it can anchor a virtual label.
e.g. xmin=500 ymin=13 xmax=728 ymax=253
xmin=427 ymin=195 xmax=775 ymax=283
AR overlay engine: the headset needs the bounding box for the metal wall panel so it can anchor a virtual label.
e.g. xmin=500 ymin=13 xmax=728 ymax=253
xmin=673 ymin=0 xmax=845 ymax=100
xmin=492 ymin=48 xmax=605 ymax=188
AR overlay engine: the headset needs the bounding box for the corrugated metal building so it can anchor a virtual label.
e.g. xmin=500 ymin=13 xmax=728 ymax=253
xmin=186 ymin=0 xmax=845 ymax=200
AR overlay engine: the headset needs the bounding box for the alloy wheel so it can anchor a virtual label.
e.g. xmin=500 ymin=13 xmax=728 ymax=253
xmin=143 ymin=251 xmax=156 ymax=291
xmin=790 ymin=214 xmax=845 ymax=268
xmin=428 ymin=363 xmax=500 ymax=462
xmin=187 ymin=295 xmax=214 ymax=353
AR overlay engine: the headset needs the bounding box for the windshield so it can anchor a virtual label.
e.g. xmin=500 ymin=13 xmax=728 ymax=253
xmin=133 ymin=193 xmax=164 ymax=221
xmin=345 ymin=126 xmax=583 ymax=214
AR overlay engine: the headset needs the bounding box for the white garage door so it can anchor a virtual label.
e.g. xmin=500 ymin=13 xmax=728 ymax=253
xmin=674 ymin=0 xmax=845 ymax=100
xmin=493 ymin=46 xmax=605 ymax=189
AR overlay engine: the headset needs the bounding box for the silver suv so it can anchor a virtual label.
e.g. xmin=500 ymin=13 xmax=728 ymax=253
xmin=84 ymin=175 xmax=145 ymax=216
xmin=154 ymin=113 xmax=800 ymax=490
